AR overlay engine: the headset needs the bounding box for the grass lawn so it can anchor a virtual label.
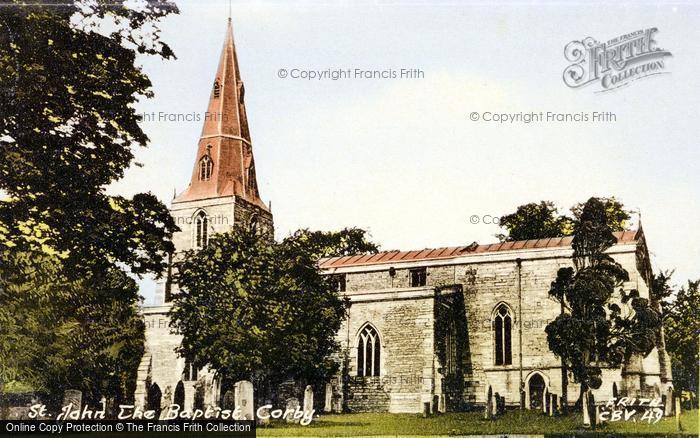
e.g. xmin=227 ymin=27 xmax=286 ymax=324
xmin=257 ymin=409 xmax=699 ymax=436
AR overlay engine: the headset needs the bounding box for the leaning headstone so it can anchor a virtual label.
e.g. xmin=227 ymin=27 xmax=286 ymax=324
xmin=285 ymin=398 xmax=300 ymax=423
xmin=303 ymin=385 xmax=314 ymax=414
xmin=63 ymin=390 xmax=82 ymax=415
xmin=324 ymin=384 xmax=333 ymax=413
xmin=235 ymin=380 xmax=254 ymax=420
xmin=664 ymin=387 xmax=674 ymax=417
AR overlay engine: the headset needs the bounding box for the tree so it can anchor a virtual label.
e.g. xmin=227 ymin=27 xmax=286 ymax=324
xmin=0 ymin=249 xmax=144 ymax=407
xmin=0 ymin=0 xmax=177 ymax=406
xmin=169 ymin=227 xmax=365 ymax=400
xmin=545 ymin=198 xmax=660 ymax=421
xmin=652 ymin=272 xmax=699 ymax=404
xmin=497 ymin=201 xmax=572 ymax=241
xmin=570 ymin=197 xmax=630 ymax=232
xmin=284 ymin=227 xmax=379 ymax=259
xmin=497 ymin=197 xmax=630 ymax=242
xmin=0 ymin=1 xmax=178 ymax=275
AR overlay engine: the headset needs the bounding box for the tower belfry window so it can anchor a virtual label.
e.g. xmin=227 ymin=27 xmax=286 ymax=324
xmin=199 ymin=154 xmax=213 ymax=181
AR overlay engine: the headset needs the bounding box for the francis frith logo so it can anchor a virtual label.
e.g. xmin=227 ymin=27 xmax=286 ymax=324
xmin=563 ymin=28 xmax=672 ymax=92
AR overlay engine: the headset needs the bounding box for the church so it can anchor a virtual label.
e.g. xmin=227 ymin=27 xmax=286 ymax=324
xmin=134 ymin=19 xmax=673 ymax=415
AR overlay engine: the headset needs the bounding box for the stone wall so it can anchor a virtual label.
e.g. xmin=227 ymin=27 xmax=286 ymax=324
xmin=339 ymin=287 xmax=436 ymax=413
xmin=330 ymin=241 xmax=669 ymax=412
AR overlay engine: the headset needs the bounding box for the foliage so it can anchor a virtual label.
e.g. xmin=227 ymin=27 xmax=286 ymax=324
xmin=0 ymin=249 xmax=145 ymax=405
xmin=498 ymin=197 xmax=630 ymax=242
xmin=170 ymin=227 xmax=358 ymax=394
xmin=497 ymin=201 xmax=572 ymax=242
xmin=545 ymin=198 xmax=660 ymax=392
xmin=653 ymin=272 xmax=699 ymax=398
xmin=0 ymin=0 xmax=178 ymax=274
xmin=0 ymin=0 xmax=176 ymax=405
xmin=284 ymin=228 xmax=379 ymax=260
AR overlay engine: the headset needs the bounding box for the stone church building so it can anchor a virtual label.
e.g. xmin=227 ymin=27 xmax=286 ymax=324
xmin=134 ymin=19 xmax=673 ymax=415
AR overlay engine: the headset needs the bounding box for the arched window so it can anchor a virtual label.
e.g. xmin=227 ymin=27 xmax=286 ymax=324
xmin=493 ymin=303 xmax=512 ymax=365
xmin=194 ymin=211 xmax=208 ymax=249
xmin=199 ymin=155 xmax=213 ymax=181
xmin=357 ymin=324 xmax=381 ymax=377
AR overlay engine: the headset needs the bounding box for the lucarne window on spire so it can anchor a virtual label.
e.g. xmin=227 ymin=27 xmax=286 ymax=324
xmin=199 ymin=155 xmax=213 ymax=181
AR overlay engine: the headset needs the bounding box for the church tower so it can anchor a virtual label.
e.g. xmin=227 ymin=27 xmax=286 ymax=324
xmin=156 ymin=18 xmax=273 ymax=303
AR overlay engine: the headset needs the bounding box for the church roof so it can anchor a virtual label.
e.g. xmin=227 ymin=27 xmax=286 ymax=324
xmin=318 ymin=230 xmax=640 ymax=269
xmin=174 ymin=19 xmax=268 ymax=210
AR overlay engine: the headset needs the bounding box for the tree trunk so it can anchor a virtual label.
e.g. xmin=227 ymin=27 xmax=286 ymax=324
xmin=560 ymin=301 xmax=568 ymax=413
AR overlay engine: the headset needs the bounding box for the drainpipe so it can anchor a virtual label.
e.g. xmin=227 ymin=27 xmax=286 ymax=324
xmin=517 ymin=258 xmax=524 ymax=409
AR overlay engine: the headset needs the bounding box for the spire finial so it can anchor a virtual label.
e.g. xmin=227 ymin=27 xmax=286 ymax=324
xmin=228 ymin=0 xmax=232 ymax=22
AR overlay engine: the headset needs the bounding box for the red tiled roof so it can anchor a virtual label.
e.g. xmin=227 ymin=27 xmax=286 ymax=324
xmin=318 ymin=230 xmax=639 ymax=269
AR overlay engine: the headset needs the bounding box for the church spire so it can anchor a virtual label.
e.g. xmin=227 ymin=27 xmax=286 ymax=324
xmin=174 ymin=19 xmax=267 ymax=210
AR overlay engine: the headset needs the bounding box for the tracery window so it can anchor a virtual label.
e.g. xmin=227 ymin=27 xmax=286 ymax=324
xmin=357 ymin=324 xmax=381 ymax=377
xmin=494 ymin=303 xmax=512 ymax=366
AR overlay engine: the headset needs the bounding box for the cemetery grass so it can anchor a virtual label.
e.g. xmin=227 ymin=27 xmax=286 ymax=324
xmin=257 ymin=408 xmax=699 ymax=436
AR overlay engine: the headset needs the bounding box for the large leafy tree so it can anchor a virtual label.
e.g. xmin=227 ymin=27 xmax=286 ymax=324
xmin=285 ymin=227 xmax=379 ymax=259
xmin=170 ymin=227 xmax=370 ymax=400
xmin=0 ymin=0 xmax=178 ymax=274
xmin=545 ymin=198 xmax=660 ymax=417
xmin=497 ymin=201 xmax=572 ymax=242
xmin=498 ymin=197 xmax=630 ymax=242
xmin=652 ymin=272 xmax=699 ymax=402
xmin=0 ymin=0 xmax=177 ymax=404
xmin=0 ymin=250 xmax=144 ymax=406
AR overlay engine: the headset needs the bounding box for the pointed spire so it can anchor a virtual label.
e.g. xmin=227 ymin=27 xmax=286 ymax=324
xmin=174 ymin=19 xmax=267 ymax=210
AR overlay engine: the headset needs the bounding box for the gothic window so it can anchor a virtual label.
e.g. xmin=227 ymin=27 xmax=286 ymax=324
xmin=493 ymin=303 xmax=512 ymax=366
xmin=213 ymin=79 xmax=221 ymax=98
xmin=410 ymin=267 xmax=427 ymax=287
xmin=183 ymin=359 xmax=198 ymax=381
xmin=194 ymin=211 xmax=208 ymax=249
xmin=199 ymin=155 xmax=213 ymax=181
xmin=357 ymin=324 xmax=380 ymax=377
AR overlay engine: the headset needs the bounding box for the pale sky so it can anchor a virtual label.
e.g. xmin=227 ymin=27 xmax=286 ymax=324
xmin=107 ymin=1 xmax=700 ymax=304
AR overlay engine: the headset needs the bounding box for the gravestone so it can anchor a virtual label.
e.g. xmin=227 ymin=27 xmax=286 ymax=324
xmin=235 ymin=380 xmax=254 ymax=420
xmin=303 ymin=385 xmax=314 ymax=414
xmin=494 ymin=394 xmax=505 ymax=416
xmin=484 ymin=386 xmax=493 ymax=419
xmin=324 ymin=384 xmax=332 ymax=413
xmin=285 ymin=398 xmax=300 ymax=423
xmin=543 ymin=388 xmax=549 ymax=414
xmin=159 ymin=387 xmax=172 ymax=420
xmin=549 ymin=393 xmax=557 ymax=416
xmin=257 ymin=401 xmax=271 ymax=426
xmin=63 ymin=390 xmax=82 ymax=413
xmin=222 ymin=390 xmax=236 ymax=411
xmin=664 ymin=387 xmax=674 ymax=416
xmin=582 ymin=391 xmax=591 ymax=427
